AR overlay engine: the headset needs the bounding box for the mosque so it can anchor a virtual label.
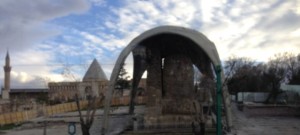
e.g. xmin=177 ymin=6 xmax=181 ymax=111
xmin=0 ymin=52 xmax=46 ymax=112
xmin=1 ymin=51 xmax=48 ymax=102
xmin=48 ymin=58 xmax=109 ymax=102
xmin=1 ymin=51 xmax=146 ymax=113
xmin=0 ymin=52 xmax=109 ymax=112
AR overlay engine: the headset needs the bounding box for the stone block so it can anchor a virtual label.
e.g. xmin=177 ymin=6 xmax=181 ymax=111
xmin=2 ymin=90 xmax=9 ymax=99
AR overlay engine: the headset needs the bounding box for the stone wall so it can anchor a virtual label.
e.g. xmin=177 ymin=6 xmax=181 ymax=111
xmin=244 ymin=105 xmax=300 ymax=116
xmin=162 ymin=55 xmax=194 ymax=114
xmin=145 ymin=48 xmax=162 ymax=116
xmin=144 ymin=53 xmax=196 ymax=128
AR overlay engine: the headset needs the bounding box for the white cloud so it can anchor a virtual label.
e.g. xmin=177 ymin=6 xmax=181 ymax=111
xmin=72 ymin=0 xmax=299 ymax=80
xmin=2 ymin=0 xmax=300 ymax=88
xmin=89 ymin=0 xmax=106 ymax=6
xmin=198 ymin=0 xmax=300 ymax=61
xmin=0 ymin=0 xmax=92 ymax=88
xmin=0 ymin=0 xmax=90 ymax=54
xmin=0 ymin=47 xmax=66 ymax=88
xmin=100 ymin=0 xmax=202 ymax=49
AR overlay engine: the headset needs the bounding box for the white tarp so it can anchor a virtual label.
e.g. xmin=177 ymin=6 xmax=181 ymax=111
xmin=281 ymin=84 xmax=300 ymax=95
xmin=237 ymin=92 xmax=269 ymax=102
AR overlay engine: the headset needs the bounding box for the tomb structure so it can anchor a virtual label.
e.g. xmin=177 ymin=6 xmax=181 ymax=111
xmin=101 ymin=26 xmax=232 ymax=134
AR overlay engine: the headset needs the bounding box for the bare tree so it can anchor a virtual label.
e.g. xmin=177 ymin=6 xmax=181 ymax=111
xmin=224 ymin=56 xmax=255 ymax=78
xmin=285 ymin=53 xmax=300 ymax=84
xmin=224 ymin=57 xmax=264 ymax=95
xmin=263 ymin=53 xmax=287 ymax=103
xmin=224 ymin=53 xmax=300 ymax=104
xmin=59 ymin=59 xmax=104 ymax=135
xmin=75 ymin=94 xmax=104 ymax=135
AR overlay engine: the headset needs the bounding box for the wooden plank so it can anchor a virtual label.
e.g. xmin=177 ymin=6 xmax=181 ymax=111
xmin=11 ymin=112 xmax=17 ymax=123
xmin=46 ymin=106 xmax=51 ymax=115
xmin=58 ymin=104 xmax=63 ymax=113
xmin=16 ymin=112 xmax=23 ymax=123
xmin=65 ymin=103 xmax=70 ymax=112
xmin=64 ymin=103 xmax=68 ymax=112
xmin=27 ymin=111 xmax=33 ymax=119
xmin=3 ymin=113 xmax=11 ymax=124
xmin=54 ymin=105 xmax=58 ymax=114
xmin=71 ymin=102 xmax=76 ymax=111
xmin=0 ymin=114 xmax=5 ymax=125
xmin=22 ymin=111 xmax=28 ymax=121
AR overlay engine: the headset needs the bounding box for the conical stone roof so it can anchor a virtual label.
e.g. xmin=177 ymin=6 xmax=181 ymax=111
xmin=83 ymin=59 xmax=108 ymax=81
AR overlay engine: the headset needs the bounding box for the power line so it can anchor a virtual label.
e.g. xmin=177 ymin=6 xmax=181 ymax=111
xmin=11 ymin=63 xmax=133 ymax=67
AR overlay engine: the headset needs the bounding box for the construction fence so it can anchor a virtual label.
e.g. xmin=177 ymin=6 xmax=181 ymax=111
xmin=0 ymin=96 xmax=145 ymax=125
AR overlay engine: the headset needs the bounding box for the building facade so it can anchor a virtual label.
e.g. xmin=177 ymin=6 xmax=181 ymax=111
xmin=1 ymin=52 xmax=49 ymax=113
xmin=2 ymin=51 xmax=11 ymax=99
xmin=48 ymin=59 xmax=109 ymax=102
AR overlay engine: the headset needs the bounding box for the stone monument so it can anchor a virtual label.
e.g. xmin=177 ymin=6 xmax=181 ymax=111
xmin=102 ymin=26 xmax=233 ymax=134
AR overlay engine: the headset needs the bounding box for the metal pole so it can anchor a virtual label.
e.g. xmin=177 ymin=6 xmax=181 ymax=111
xmin=215 ymin=65 xmax=222 ymax=135
xmin=43 ymin=121 xmax=47 ymax=135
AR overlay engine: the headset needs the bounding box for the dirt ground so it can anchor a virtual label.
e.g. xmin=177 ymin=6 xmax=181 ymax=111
xmin=231 ymin=103 xmax=300 ymax=135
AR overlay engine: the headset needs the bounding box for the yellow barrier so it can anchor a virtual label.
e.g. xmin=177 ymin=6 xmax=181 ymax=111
xmin=0 ymin=96 xmax=145 ymax=125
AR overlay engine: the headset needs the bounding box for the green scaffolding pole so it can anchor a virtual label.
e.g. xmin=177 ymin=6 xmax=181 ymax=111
xmin=215 ymin=65 xmax=222 ymax=135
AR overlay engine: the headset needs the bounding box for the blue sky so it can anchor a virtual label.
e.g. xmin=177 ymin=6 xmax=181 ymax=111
xmin=0 ymin=0 xmax=300 ymax=88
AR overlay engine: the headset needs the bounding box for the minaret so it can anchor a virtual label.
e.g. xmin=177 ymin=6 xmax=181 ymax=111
xmin=2 ymin=51 xmax=11 ymax=99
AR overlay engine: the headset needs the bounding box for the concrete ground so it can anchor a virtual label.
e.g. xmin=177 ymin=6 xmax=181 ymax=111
xmin=0 ymin=106 xmax=144 ymax=135
xmin=2 ymin=123 xmax=82 ymax=135
xmin=1 ymin=104 xmax=300 ymax=135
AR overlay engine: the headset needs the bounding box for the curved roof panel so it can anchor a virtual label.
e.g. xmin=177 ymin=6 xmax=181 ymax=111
xmin=109 ymin=26 xmax=222 ymax=83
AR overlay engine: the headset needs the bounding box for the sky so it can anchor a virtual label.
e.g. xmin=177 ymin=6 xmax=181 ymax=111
xmin=0 ymin=0 xmax=300 ymax=88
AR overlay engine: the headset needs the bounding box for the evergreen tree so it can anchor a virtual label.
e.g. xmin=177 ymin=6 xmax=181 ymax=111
xmin=115 ymin=63 xmax=131 ymax=94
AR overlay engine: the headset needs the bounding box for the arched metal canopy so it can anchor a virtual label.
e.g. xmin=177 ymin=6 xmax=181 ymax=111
xmin=101 ymin=26 xmax=232 ymax=134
